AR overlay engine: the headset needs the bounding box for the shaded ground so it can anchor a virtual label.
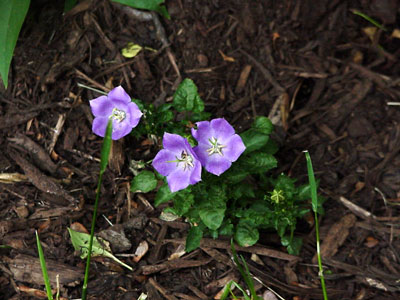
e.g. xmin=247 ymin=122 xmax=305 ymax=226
xmin=1 ymin=0 xmax=400 ymax=299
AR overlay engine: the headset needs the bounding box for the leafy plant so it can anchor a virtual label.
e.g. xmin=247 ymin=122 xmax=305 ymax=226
xmin=131 ymin=78 xmax=210 ymax=140
xmin=0 ymin=0 xmax=30 ymax=88
xmin=130 ymin=79 xmax=324 ymax=255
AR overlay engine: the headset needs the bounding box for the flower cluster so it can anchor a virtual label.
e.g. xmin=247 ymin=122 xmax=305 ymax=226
xmin=152 ymin=118 xmax=245 ymax=192
xmin=89 ymin=88 xmax=245 ymax=193
xmin=90 ymin=86 xmax=142 ymax=140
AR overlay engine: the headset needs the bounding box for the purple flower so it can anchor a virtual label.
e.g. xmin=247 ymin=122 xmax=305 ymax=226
xmin=89 ymin=86 xmax=142 ymax=140
xmin=191 ymin=118 xmax=245 ymax=176
xmin=152 ymin=133 xmax=202 ymax=192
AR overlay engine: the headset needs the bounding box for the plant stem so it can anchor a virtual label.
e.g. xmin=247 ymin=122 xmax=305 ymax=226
xmin=304 ymin=151 xmax=328 ymax=300
xmin=81 ymin=121 xmax=112 ymax=300
xmin=81 ymin=170 xmax=103 ymax=300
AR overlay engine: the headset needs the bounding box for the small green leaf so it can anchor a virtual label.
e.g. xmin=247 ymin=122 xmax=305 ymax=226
xmin=130 ymin=170 xmax=157 ymax=193
xmin=199 ymin=207 xmax=225 ymax=230
xmin=68 ymin=228 xmax=133 ymax=270
xmin=121 ymin=42 xmax=142 ymax=58
xmin=240 ymin=129 xmax=269 ymax=154
xmin=64 ymin=0 xmax=77 ymax=12
xmin=241 ymin=152 xmax=277 ymax=173
xmin=281 ymin=235 xmax=302 ymax=255
xmin=0 ymin=0 xmax=30 ymax=88
xmin=234 ymin=220 xmax=259 ymax=247
xmin=111 ymin=0 xmax=170 ymax=19
xmin=168 ymin=190 xmax=194 ymax=216
xmin=154 ymin=182 xmax=175 ymax=206
xmin=173 ymin=78 xmax=204 ymax=113
xmin=185 ymin=226 xmax=203 ymax=252
xmin=252 ymin=116 xmax=273 ymax=134
xmin=264 ymin=138 xmax=279 ymax=155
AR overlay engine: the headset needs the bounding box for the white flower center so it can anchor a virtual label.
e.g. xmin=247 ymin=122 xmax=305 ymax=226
xmin=111 ymin=108 xmax=126 ymax=122
xmin=167 ymin=150 xmax=194 ymax=171
xmin=206 ymin=137 xmax=225 ymax=156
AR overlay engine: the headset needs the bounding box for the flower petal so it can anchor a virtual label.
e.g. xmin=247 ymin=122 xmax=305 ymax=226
xmin=204 ymin=155 xmax=232 ymax=176
xmin=92 ymin=116 xmax=109 ymax=137
xmin=189 ymin=160 xmax=202 ymax=184
xmin=167 ymin=169 xmax=191 ymax=192
xmin=222 ymin=134 xmax=246 ymax=162
xmin=192 ymin=144 xmax=211 ymax=167
xmin=192 ymin=121 xmax=214 ymax=144
xmin=108 ymin=86 xmax=131 ymax=104
xmin=210 ymin=118 xmax=235 ymax=144
xmin=111 ymin=119 xmax=133 ymax=140
xmin=90 ymin=96 xmax=113 ymax=117
xmin=127 ymin=102 xmax=142 ymax=128
xmin=162 ymin=133 xmax=188 ymax=154
xmin=152 ymin=149 xmax=177 ymax=176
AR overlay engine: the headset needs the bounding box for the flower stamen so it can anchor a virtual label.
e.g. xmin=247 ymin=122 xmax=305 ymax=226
xmin=167 ymin=150 xmax=194 ymax=171
xmin=206 ymin=137 xmax=226 ymax=156
xmin=111 ymin=108 xmax=126 ymax=122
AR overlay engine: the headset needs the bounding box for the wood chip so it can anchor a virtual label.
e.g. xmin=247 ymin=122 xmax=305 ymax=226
xmin=165 ymin=238 xmax=299 ymax=262
xmin=8 ymin=254 xmax=82 ymax=287
xmin=9 ymin=149 xmax=76 ymax=205
xmin=312 ymin=214 xmax=356 ymax=263
xmin=235 ymin=64 xmax=252 ymax=93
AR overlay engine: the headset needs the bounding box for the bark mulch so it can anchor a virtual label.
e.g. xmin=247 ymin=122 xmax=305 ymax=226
xmin=1 ymin=0 xmax=400 ymax=299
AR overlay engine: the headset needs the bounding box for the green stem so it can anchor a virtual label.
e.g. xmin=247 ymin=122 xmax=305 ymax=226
xmin=314 ymin=211 xmax=328 ymax=300
xmin=81 ymin=170 xmax=104 ymax=300
xmin=81 ymin=121 xmax=112 ymax=300
xmin=304 ymin=151 xmax=328 ymax=300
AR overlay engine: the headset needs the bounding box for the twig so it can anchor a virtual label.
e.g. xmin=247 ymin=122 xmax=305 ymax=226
xmin=48 ymin=113 xmax=67 ymax=154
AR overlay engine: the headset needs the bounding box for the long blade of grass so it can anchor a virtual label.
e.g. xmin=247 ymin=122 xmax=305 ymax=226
xmin=304 ymin=150 xmax=328 ymax=300
xmin=81 ymin=120 xmax=113 ymax=300
xmin=36 ymin=230 xmax=54 ymax=300
xmin=350 ymin=9 xmax=386 ymax=31
xmin=230 ymin=240 xmax=261 ymax=299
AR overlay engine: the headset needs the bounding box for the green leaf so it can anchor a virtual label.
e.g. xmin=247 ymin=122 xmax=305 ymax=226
xmin=231 ymin=183 xmax=255 ymax=200
xmin=36 ymin=231 xmax=53 ymax=300
xmin=0 ymin=0 xmax=30 ymax=88
xmin=234 ymin=220 xmax=259 ymax=247
xmin=264 ymin=138 xmax=279 ymax=155
xmin=281 ymin=235 xmax=302 ymax=255
xmin=68 ymin=228 xmax=133 ymax=270
xmin=240 ymin=129 xmax=269 ymax=154
xmin=64 ymin=0 xmax=77 ymax=12
xmin=154 ymin=182 xmax=175 ymax=206
xmin=167 ymin=190 xmax=194 ymax=216
xmin=241 ymin=152 xmax=277 ymax=173
xmin=173 ymin=78 xmax=204 ymax=113
xmin=100 ymin=120 xmax=113 ymax=173
xmin=198 ymin=206 xmax=225 ymax=230
xmin=111 ymin=0 xmax=170 ymax=19
xmin=185 ymin=226 xmax=203 ymax=252
xmin=222 ymin=163 xmax=249 ymax=184
xmin=274 ymin=174 xmax=295 ymax=199
xmin=130 ymin=170 xmax=158 ymax=193
xmin=252 ymin=116 xmax=273 ymax=134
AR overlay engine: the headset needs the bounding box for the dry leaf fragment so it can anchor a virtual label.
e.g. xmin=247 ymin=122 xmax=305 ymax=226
xmin=133 ymin=240 xmax=149 ymax=263
xmin=218 ymin=50 xmax=235 ymax=62
xmin=364 ymin=236 xmax=379 ymax=248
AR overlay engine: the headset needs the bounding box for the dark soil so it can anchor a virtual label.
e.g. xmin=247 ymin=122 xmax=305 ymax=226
xmin=1 ymin=0 xmax=400 ymax=299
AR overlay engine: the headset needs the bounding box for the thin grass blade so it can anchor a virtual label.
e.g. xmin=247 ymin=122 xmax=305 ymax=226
xmin=36 ymin=231 xmax=54 ymax=300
